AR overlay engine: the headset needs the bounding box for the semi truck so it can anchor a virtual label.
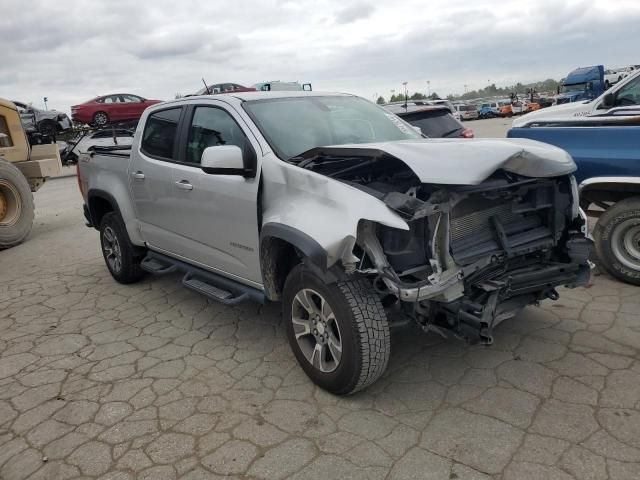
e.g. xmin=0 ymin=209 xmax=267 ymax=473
xmin=0 ymin=98 xmax=62 ymax=248
xmin=555 ymin=65 xmax=605 ymax=105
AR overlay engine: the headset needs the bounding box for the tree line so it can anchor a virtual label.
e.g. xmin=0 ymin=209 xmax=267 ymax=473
xmin=376 ymin=78 xmax=560 ymax=104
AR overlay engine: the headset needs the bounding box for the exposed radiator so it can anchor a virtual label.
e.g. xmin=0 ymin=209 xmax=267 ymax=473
xmin=449 ymin=192 xmax=555 ymax=265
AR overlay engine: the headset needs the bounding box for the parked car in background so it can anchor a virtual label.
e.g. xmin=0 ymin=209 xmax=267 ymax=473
xmin=71 ymin=94 xmax=161 ymax=127
xmin=604 ymin=67 xmax=634 ymax=89
xmin=61 ymin=128 xmax=135 ymax=164
xmin=453 ymin=104 xmax=479 ymax=120
xmin=12 ymin=101 xmax=72 ymax=136
xmin=386 ymin=104 xmax=473 ymax=138
xmin=478 ymin=102 xmax=498 ymax=118
xmin=195 ymin=83 xmax=256 ymax=95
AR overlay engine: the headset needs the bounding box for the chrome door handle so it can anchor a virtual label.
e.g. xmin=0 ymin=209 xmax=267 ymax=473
xmin=175 ymin=180 xmax=193 ymax=191
xmin=131 ymin=171 xmax=145 ymax=179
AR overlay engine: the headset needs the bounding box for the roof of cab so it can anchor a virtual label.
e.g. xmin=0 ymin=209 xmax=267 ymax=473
xmin=0 ymin=98 xmax=18 ymax=111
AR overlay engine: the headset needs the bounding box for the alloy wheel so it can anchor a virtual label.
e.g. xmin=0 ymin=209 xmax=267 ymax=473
xmin=102 ymin=226 xmax=123 ymax=273
xmin=291 ymin=288 xmax=343 ymax=373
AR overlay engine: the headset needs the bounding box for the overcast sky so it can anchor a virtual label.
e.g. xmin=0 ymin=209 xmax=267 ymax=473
xmin=2 ymin=0 xmax=639 ymax=112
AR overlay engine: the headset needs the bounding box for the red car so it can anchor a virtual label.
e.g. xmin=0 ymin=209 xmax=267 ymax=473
xmin=71 ymin=94 xmax=161 ymax=126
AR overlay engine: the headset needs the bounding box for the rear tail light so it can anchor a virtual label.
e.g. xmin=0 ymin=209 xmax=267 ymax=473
xmin=461 ymin=128 xmax=474 ymax=139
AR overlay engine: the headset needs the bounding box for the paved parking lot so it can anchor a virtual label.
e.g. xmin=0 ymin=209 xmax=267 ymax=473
xmin=1 ymin=120 xmax=639 ymax=479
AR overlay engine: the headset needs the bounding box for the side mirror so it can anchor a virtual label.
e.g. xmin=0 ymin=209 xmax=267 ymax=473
xmin=201 ymin=145 xmax=247 ymax=176
xmin=602 ymin=92 xmax=615 ymax=109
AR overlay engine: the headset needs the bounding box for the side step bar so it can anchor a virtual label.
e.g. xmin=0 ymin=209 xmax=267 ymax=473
xmin=141 ymin=251 xmax=264 ymax=305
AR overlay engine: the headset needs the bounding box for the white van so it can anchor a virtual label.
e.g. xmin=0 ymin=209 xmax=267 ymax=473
xmin=453 ymin=104 xmax=479 ymax=121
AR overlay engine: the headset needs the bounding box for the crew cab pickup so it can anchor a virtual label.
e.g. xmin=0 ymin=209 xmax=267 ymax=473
xmin=509 ymin=110 xmax=640 ymax=285
xmin=78 ymin=92 xmax=591 ymax=394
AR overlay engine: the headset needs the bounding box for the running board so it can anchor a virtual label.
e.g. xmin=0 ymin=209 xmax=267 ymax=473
xmin=141 ymin=256 xmax=177 ymax=274
xmin=141 ymin=251 xmax=264 ymax=305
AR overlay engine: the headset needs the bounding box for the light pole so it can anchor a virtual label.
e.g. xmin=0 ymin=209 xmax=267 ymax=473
xmin=43 ymin=97 xmax=48 ymax=110
xmin=402 ymin=81 xmax=408 ymax=107
xmin=426 ymin=81 xmax=431 ymax=98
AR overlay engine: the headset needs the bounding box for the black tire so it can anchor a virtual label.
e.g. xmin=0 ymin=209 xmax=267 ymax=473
xmin=283 ymin=264 xmax=390 ymax=395
xmin=99 ymin=212 xmax=145 ymax=284
xmin=0 ymin=160 xmax=34 ymax=249
xmin=593 ymin=197 xmax=640 ymax=285
xmin=93 ymin=111 xmax=109 ymax=127
xmin=38 ymin=120 xmax=56 ymax=137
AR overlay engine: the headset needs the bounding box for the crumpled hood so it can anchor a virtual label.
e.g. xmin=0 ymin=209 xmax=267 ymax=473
xmin=321 ymin=138 xmax=576 ymax=185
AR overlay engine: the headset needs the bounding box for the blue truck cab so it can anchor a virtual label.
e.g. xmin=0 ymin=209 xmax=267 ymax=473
xmin=508 ymin=109 xmax=640 ymax=284
xmin=555 ymin=65 xmax=605 ymax=105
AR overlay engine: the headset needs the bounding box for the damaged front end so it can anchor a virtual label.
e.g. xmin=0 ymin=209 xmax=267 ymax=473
xmin=297 ymin=148 xmax=592 ymax=345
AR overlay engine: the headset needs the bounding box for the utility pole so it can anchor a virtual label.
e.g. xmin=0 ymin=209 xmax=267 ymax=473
xmin=426 ymin=81 xmax=431 ymax=98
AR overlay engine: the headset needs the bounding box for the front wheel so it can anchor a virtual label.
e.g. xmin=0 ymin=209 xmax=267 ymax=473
xmin=99 ymin=212 xmax=145 ymax=284
xmin=0 ymin=160 xmax=34 ymax=249
xmin=594 ymin=197 xmax=640 ymax=285
xmin=283 ymin=264 xmax=390 ymax=395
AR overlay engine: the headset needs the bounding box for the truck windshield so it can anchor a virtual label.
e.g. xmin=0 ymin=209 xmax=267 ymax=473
xmin=561 ymin=83 xmax=589 ymax=93
xmin=243 ymin=96 xmax=422 ymax=159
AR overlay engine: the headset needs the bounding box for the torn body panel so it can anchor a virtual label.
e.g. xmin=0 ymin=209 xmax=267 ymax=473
xmin=260 ymin=139 xmax=590 ymax=344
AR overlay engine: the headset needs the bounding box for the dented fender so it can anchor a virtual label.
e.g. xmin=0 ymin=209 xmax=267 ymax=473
xmin=260 ymin=152 xmax=408 ymax=270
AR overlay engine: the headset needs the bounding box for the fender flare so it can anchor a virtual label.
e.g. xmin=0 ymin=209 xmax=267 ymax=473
xmin=260 ymin=223 xmax=328 ymax=270
xmin=579 ymin=176 xmax=640 ymax=194
xmin=259 ymin=223 xmax=348 ymax=300
xmin=87 ymin=189 xmax=123 ymax=228
xmin=87 ymin=188 xmax=124 ymax=230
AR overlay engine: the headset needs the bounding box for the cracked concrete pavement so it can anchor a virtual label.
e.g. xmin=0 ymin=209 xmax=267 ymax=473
xmin=1 ymin=160 xmax=640 ymax=479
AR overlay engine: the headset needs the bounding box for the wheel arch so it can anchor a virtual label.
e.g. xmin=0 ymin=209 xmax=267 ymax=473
xmin=579 ymin=177 xmax=640 ymax=210
xmin=87 ymin=189 xmax=121 ymax=230
xmin=259 ymin=223 xmax=347 ymax=301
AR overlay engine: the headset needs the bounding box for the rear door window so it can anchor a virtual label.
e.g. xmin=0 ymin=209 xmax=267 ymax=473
xmin=141 ymin=107 xmax=182 ymax=160
xmin=401 ymin=110 xmax=463 ymax=138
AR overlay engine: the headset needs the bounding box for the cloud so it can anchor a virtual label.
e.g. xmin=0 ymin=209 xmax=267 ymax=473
xmin=335 ymin=4 xmax=376 ymax=24
xmin=1 ymin=0 xmax=639 ymax=112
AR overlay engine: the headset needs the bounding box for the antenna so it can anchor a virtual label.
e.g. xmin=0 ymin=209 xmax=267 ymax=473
xmin=202 ymin=78 xmax=211 ymax=95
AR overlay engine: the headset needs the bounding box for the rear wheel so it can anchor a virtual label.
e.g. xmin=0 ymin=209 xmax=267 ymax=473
xmin=99 ymin=212 xmax=145 ymax=284
xmin=283 ymin=264 xmax=390 ymax=395
xmin=0 ymin=160 xmax=34 ymax=249
xmin=594 ymin=197 xmax=640 ymax=285
xmin=93 ymin=111 xmax=109 ymax=127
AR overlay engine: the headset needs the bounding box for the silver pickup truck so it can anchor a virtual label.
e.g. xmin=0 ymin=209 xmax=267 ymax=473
xmin=78 ymin=91 xmax=591 ymax=395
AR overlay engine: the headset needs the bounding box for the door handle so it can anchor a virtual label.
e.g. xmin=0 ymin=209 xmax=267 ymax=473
xmin=175 ymin=180 xmax=193 ymax=191
xmin=131 ymin=171 xmax=145 ymax=179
